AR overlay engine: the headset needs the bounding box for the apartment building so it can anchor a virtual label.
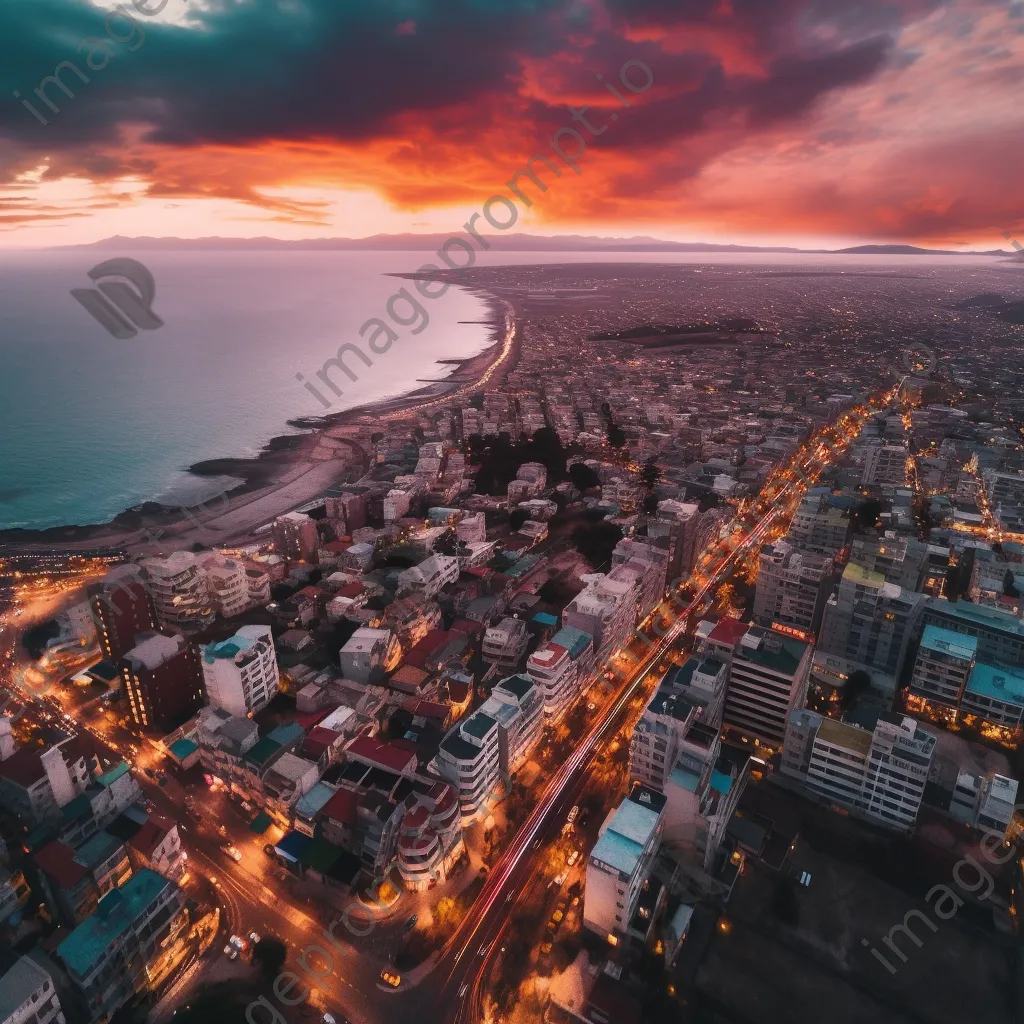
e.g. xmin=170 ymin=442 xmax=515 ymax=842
xmin=434 ymin=710 xmax=501 ymax=822
xmin=56 ymin=870 xmax=188 ymax=1022
xmin=119 ymin=632 xmax=204 ymax=732
xmin=141 ymin=553 xmax=214 ymax=633
xmin=921 ymin=598 xmax=1024 ymax=667
xmin=752 ymin=540 xmax=834 ymax=637
xmin=648 ymin=499 xmax=701 ymax=582
xmin=481 ymin=617 xmax=530 ymax=668
xmin=659 ymin=657 xmax=728 ymax=730
xmin=909 ymin=625 xmax=976 ymax=707
xmin=722 ymin=627 xmax=813 ymax=748
xmin=395 ymin=782 xmax=464 ymax=891
xmin=860 ymin=440 xmax=908 ymax=487
xmin=273 ymin=511 xmax=319 ymax=563
xmin=786 ymin=493 xmax=850 ymax=558
xmin=87 ymin=568 xmax=157 ymax=662
xmin=583 ymin=786 xmax=666 ymax=943
xmin=0 ymin=956 xmax=64 ymax=1024
xmin=479 ymin=674 xmax=544 ymax=774
xmin=338 ymin=627 xmax=398 ymax=684
xmin=662 ymin=726 xmax=747 ymax=872
xmin=849 ymin=534 xmax=928 ymax=590
xmin=527 ymin=626 xmax=593 ymax=720
xmin=948 ymin=770 xmax=1018 ymax=835
xmin=0 ymin=728 xmax=92 ymax=828
xmin=611 ymin=538 xmax=671 ymax=613
xmin=397 ymin=554 xmax=460 ymax=599
xmin=201 ymin=625 xmax=279 ymax=717
xmin=563 ymin=572 xmax=637 ymax=664
xmin=629 ymin=689 xmax=698 ymax=792
xmin=813 ymin=562 xmax=927 ymax=700
xmin=197 ymin=553 xmax=252 ymax=617
xmin=782 ymin=710 xmax=935 ymax=832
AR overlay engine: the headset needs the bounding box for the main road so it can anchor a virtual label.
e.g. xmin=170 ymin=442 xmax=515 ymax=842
xmin=432 ymin=393 xmax=891 ymax=1024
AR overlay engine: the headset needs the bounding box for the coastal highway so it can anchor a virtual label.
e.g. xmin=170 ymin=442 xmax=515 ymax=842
xmin=433 ymin=391 xmax=890 ymax=1023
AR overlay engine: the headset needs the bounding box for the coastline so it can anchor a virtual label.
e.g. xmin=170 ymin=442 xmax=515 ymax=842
xmin=0 ymin=284 xmax=517 ymax=555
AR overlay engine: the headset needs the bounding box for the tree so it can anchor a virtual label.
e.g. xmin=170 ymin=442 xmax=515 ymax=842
xmin=571 ymin=521 xmax=624 ymax=569
xmin=252 ymin=937 xmax=287 ymax=981
xmin=841 ymin=669 xmax=871 ymax=711
xmin=641 ymin=456 xmax=660 ymax=490
xmin=607 ymin=419 xmax=627 ymax=448
xmin=509 ymin=507 xmax=532 ymax=532
xmin=570 ymin=462 xmax=601 ymax=491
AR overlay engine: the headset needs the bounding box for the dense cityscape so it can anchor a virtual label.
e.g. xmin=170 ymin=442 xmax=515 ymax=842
xmin=0 ymin=256 xmax=1023 ymax=1024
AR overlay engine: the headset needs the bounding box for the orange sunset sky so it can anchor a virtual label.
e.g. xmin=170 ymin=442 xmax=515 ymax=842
xmin=2 ymin=0 xmax=1022 ymax=250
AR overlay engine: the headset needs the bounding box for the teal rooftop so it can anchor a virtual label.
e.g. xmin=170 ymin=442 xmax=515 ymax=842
xmin=57 ymin=868 xmax=172 ymax=977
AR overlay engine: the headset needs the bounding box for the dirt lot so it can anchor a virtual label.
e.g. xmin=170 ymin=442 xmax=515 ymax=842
xmin=688 ymin=792 xmax=1021 ymax=1024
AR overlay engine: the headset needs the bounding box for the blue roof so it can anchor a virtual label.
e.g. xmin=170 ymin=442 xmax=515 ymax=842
xmin=168 ymin=738 xmax=198 ymax=761
xmin=295 ymin=782 xmax=337 ymax=819
xmin=75 ymin=831 xmax=123 ymax=870
xmin=96 ymin=762 xmax=132 ymax=788
xmin=268 ymin=722 xmax=305 ymax=747
xmin=670 ymin=766 xmax=701 ymax=793
xmin=57 ymin=869 xmax=172 ymax=976
xmin=920 ymin=625 xmax=978 ymax=662
xmin=710 ymin=770 xmax=734 ymax=795
xmin=274 ymin=830 xmax=314 ymax=863
xmin=966 ymin=661 xmax=1024 ymax=705
xmin=592 ymin=827 xmax=644 ymax=877
xmin=592 ymin=789 xmax=663 ymax=876
xmin=532 ymin=611 xmax=559 ymax=627
xmin=551 ymin=626 xmax=592 ymax=660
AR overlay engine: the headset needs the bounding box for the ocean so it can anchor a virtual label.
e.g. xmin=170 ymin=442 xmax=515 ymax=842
xmin=0 ymin=249 xmax=1011 ymax=531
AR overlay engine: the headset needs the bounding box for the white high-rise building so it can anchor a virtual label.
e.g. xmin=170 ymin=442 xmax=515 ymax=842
xmin=527 ymin=626 xmax=593 ymax=720
xmin=752 ymin=540 xmax=834 ymax=637
xmin=200 ymin=625 xmax=279 ymax=717
xmin=782 ymin=710 xmax=935 ymax=832
xmin=583 ymin=785 xmax=666 ymax=943
xmin=197 ymin=553 xmax=250 ymax=617
xmin=142 ymin=552 xmax=215 ymax=632
xmin=0 ymin=955 xmax=65 ymax=1024
xmin=563 ymin=572 xmax=637 ymax=663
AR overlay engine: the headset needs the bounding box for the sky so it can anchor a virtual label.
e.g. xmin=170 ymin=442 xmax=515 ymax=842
xmin=1 ymin=0 xmax=1022 ymax=249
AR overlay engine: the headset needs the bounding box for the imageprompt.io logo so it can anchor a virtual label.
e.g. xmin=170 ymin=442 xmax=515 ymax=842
xmin=71 ymin=258 xmax=164 ymax=339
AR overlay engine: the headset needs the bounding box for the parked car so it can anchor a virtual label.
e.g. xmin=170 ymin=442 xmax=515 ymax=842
xmin=223 ymin=845 xmax=243 ymax=862
xmin=380 ymin=970 xmax=401 ymax=989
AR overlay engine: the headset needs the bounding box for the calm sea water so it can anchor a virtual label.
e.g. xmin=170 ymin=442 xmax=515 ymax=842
xmin=0 ymin=249 xmax=1010 ymax=530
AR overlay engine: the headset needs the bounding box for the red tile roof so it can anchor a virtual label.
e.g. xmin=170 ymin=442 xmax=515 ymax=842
xmin=0 ymin=747 xmax=46 ymax=788
xmin=321 ymin=787 xmax=359 ymax=825
xmin=708 ymin=616 xmax=750 ymax=648
xmin=129 ymin=815 xmax=175 ymax=859
xmin=345 ymin=734 xmax=417 ymax=774
xmin=35 ymin=840 xmax=88 ymax=888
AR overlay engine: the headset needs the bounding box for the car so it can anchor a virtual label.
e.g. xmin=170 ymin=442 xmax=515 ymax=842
xmin=223 ymin=945 xmax=237 ymax=959
xmin=532 ymin=838 xmax=541 ymax=850
xmin=144 ymin=767 xmax=157 ymax=779
xmin=540 ymin=941 xmax=552 ymax=955
xmin=229 ymin=935 xmax=246 ymax=950
xmin=218 ymin=825 xmax=229 ymax=837
xmin=263 ymin=844 xmax=276 ymax=857
xmin=380 ymin=970 xmax=401 ymax=988
xmin=223 ymin=845 xmax=242 ymax=862
xmin=249 ymin=931 xmax=261 ymax=944
xmin=566 ymin=849 xmax=580 ymax=868
xmin=402 ymin=915 xmax=417 ymax=933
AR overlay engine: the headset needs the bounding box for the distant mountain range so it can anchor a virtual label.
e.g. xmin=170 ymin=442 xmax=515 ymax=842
xmin=60 ymin=234 xmax=1011 ymax=256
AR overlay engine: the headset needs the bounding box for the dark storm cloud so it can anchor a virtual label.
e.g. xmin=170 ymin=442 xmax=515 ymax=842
xmin=0 ymin=0 xmax=927 ymax=197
